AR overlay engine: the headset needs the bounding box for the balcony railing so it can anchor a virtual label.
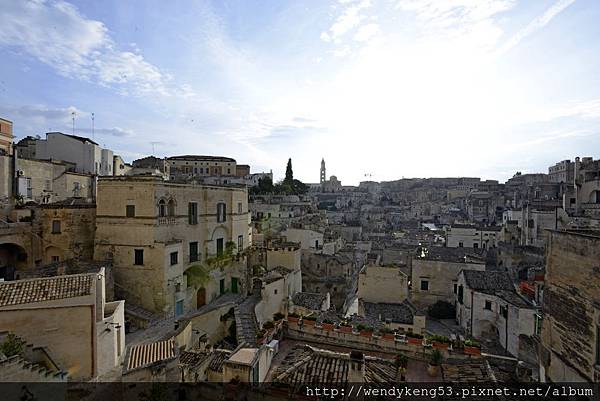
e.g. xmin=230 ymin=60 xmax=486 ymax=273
xmin=157 ymin=217 xmax=177 ymax=225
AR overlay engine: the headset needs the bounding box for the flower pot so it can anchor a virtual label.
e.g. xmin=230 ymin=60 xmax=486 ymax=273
xmin=287 ymin=316 xmax=299 ymax=324
xmin=303 ymin=319 xmax=315 ymax=326
xmin=360 ymin=330 xmax=373 ymax=337
xmin=407 ymin=337 xmax=421 ymax=345
xmin=382 ymin=333 xmax=395 ymax=341
xmin=464 ymin=346 xmax=481 ymax=355
xmin=323 ymin=323 xmax=334 ymax=331
xmin=339 ymin=326 xmax=352 ymax=334
xmin=427 ymin=364 xmax=439 ymax=377
xmin=433 ymin=341 xmax=449 ymax=350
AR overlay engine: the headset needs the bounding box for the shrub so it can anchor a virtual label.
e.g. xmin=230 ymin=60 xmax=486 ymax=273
xmin=429 ymin=349 xmax=443 ymax=366
xmin=429 ymin=334 xmax=451 ymax=343
xmin=428 ymin=301 xmax=456 ymax=319
xmin=303 ymin=315 xmax=317 ymax=321
xmin=464 ymin=339 xmax=481 ymax=347
xmin=263 ymin=321 xmax=275 ymax=330
xmin=0 ymin=333 xmax=26 ymax=357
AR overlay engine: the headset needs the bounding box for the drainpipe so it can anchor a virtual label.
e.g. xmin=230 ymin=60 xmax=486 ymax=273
xmin=470 ymin=291 xmax=474 ymax=335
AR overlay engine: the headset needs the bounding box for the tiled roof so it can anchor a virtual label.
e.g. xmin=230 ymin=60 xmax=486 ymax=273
xmin=292 ymin=292 xmax=327 ymax=311
xmin=361 ymin=299 xmax=416 ymax=325
xmin=125 ymin=339 xmax=177 ymax=372
xmin=462 ymin=270 xmax=513 ymax=292
xmin=180 ymin=351 xmax=211 ymax=367
xmin=168 ymin=155 xmax=236 ymax=162
xmin=0 ymin=274 xmax=94 ymax=307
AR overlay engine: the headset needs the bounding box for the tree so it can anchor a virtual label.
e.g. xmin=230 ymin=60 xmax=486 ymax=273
xmin=284 ymin=158 xmax=293 ymax=184
xmin=0 ymin=333 xmax=26 ymax=357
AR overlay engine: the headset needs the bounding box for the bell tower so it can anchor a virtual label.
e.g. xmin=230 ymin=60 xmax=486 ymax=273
xmin=320 ymin=158 xmax=326 ymax=185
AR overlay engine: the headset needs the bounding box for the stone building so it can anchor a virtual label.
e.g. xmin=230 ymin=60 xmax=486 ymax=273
xmin=300 ymin=251 xmax=354 ymax=310
xmin=167 ymin=155 xmax=241 ymax=180
xmin=0 ymin=268 xmax=125 ymax=380
xmin=445 ymin=224 xmax=501 ymax=249
xmin=358 ymin=264 xmax=409 ymax=304
xmin=94 ymin=176 xmax=251 ymax=317
xmin=0 ymin=117 xmax=14 ymax=156
xmin=539 ymin=230 xmax=600 ymax=382
xmin=410 ymin=247 xmax=486 ymax=308
xmin=455 ymin=270 xmax=536 ymax=357
xmin=39 ymin=199 xmax=96 ymax=264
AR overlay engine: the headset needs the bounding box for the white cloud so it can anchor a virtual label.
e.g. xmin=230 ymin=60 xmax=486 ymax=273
xmin=353 ymin=23 xmax=381 ymax=42
xmin=321 ymin=0 xmax=372 ymax=44
xmin=496 ymin=0 xmax=576 ymax=56
xmin=0 ymin=0 xmax=187 ymax=97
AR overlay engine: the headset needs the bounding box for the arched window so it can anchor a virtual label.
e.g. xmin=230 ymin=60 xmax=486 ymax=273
xmin=158 ymin=199 xmax=166 ymax=217
xmin=167 ymin=199 xmax=176 ymax=216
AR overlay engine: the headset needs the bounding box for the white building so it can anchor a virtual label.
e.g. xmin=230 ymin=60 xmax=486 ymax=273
xmin=35 ymin=132 xmax=114 ymax=176
xmin=455 ymin=270 xmax=536 ymax=357
xmin=445 ymin=224 xmax=501 ymax=248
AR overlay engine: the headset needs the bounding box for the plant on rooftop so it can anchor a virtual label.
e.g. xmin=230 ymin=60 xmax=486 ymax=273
xmin=256 ymin=329 xmax=267 ymax=339
xmin=0 ymin=333 xmax=26 ymax=357
xmin=184 ymin=241 xmax=238 ymax=288
xmin=464 ymin=339 xmax=480 ymax=348
xmin=263 ymin=321 xmax=275 ymax=330
xmin=429 ymin=349 xmax=443 ymax=366
xmin=429 ymin=334 xmax=451 ymax=344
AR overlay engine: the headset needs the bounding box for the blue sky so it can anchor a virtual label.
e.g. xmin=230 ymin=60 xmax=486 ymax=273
xmin=1 ymin=0 xmax=599 ymax=185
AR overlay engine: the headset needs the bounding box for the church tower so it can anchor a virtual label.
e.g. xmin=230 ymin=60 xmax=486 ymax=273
xmin=320 ymin=158 xmax=326 ymax=185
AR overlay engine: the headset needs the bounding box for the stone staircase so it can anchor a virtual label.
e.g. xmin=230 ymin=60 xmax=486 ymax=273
xmin=0 ymin=333 xmax=67 ymax=382
xmin=235 ymin=295 xmax=260 ymax=347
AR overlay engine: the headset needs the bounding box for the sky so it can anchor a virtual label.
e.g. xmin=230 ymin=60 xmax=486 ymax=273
xmin=1 ymin=0 xmax=600 ymax=185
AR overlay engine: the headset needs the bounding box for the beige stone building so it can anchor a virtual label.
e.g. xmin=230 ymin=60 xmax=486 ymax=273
xmin=168 ymin=155 xmax=238 ymax=180
xmin=94 ymin=176 xmax=251 ymax=317
xmin=0 ymin=268 xmax=125 ymax=380
xmin=410 ymin=247 xmax=486 ymax=308
xmin=539 ymin=230 xmax=600 ymax=382
xmin=0 ymin=118 xmax=14 ymax=156
xmin=358 ymin=264 xmax=409 ymax=304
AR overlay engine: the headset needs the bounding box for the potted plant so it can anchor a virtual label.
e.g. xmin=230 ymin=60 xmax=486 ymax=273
xmin=359 ymin=325 xmax=374 ymax=337
xmin=322 ymin=319 xmax=334 ymax=331
xmin=430 ymin=334 xmax=451 ymax=350
xmin=256 ymin=329 xmax=267 ymax=344
xmin=303 ymin=315 xmax=316 ymax=326
xmin=427 ymin=349 xmax=443 ymax=377
xmin=406 ymin=332 xmax=423 ymax=345
xmin=339 ymin=322 xmax=353 ymax=334
xmin=287 ymin=312 xmax=300 ymax=324
xmin=464 ymin=339 xmax=481 ymax=355
xmin=381 ymin=327 xmax=395 ymax=341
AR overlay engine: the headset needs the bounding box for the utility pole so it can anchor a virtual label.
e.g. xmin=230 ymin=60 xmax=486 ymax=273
xmin=71 ymin=111 xmax=76 ymax=135
xmin=91 ymin=112 xmax=95 ymax=140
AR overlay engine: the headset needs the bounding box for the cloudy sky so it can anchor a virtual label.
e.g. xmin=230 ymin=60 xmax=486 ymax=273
xmin=1 ymin=0 xmax=599 ymax=184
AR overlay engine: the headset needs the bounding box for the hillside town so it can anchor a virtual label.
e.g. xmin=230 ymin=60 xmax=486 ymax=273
xmin=1 ymin=117 xmax=599 ymax=394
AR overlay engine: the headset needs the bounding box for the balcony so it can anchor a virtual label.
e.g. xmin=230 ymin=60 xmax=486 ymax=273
xmin=157 ymin=217 xmax=177 ymax=225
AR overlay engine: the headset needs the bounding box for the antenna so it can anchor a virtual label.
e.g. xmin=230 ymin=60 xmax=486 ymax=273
xmin=91 ymin=112 xmax=95 ymax=140
xmin=71 ymin=111 xmax=76 ymax=135
xmin=150 ymin=141 xmax=160 ymax=155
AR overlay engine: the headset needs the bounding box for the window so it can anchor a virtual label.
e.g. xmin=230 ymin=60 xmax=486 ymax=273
xmin=170 ymin=251 xmax=178 ymax=266
xmin=237 ymin=235 xmax=243 ymax=251
xmin=274 ymin=289 xmax=278 ymax=295
xmin=51 ymin=255 xmax=60 ymax=263
xmin=51 ymin=220 xmax=61 ymax=234
xmin=217 ymin=202 xmax=226 ymax=222
xmin=420 ymin=280 xmax=429 ymax=291
xmin=227 ymin=168 xmax=231 ymax=174
xmin=500 ymin=305 xmax=508 ymax=318
xmin=484 ymin=300 xmax=492 ymax=310
xmin=474 ymin=243 xmax=479 ymax=249
xmin=189 ymin=242 xmax=199 ymax=263
xmin=188 ymin=202 xmax=198 ymax=224
xmin=453 ymin=283 xmax=457 ymax=294
xmin=238 ymin=202 xmax=243 ymax=214
xmin=458 ymin=285 xmax=464 ymax=304
xmin=134 ymin=249 xmax=144 ymax=265
xmin=126 ymin=205 xmax=135 ymax=217
xmin=458 ymin=242 xmax=463 ymax=248
xmin=167 ymin=199 xmax=175 ymax=216
xmin=158 ymin=199 xmax=166 ymax=217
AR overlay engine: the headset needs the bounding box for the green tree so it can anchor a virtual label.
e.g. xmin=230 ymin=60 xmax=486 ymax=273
xmin=284 ymin=158 xmax=293 ymax=184
xmin=0 ymin=333 xmax=26 ymax=357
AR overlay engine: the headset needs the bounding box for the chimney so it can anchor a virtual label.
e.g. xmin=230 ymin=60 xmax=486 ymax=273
xmin=348 ymin=351 xmax=365 ymax=383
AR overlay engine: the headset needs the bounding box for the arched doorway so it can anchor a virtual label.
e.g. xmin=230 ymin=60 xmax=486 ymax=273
xmin=196 ymin=288 xmax=206 ymax=308
xmin=0 ymin=243 xmax=28 ymax=280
